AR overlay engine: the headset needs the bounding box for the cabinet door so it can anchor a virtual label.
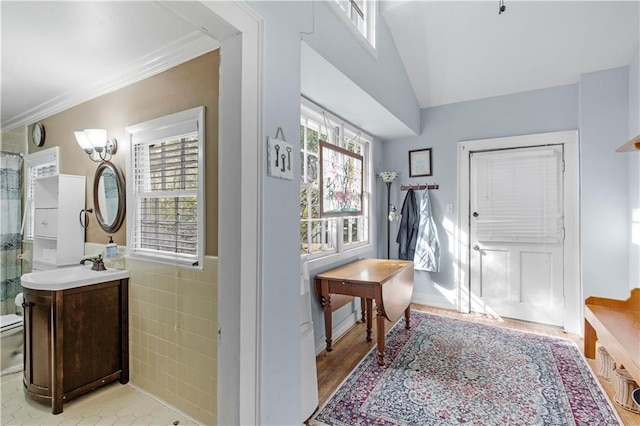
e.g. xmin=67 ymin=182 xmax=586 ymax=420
xmin=23 ymin=290 xmax=53 ymax=398
xmin=34 ymin=208 xmax=58 ymax=238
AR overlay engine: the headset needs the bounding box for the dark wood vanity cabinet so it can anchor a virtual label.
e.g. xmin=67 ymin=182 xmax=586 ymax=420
xmin=23 ymin=278 xmax=129 ymax=414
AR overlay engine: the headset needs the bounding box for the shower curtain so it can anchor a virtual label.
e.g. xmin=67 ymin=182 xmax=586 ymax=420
xmin=0 ymin=152 xmax=22 ymax=315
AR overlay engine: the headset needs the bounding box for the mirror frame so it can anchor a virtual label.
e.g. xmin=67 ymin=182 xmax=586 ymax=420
xmin=93 ymin=161 xmax=126 ymax=233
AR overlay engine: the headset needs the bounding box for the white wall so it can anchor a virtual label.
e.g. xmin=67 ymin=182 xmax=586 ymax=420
xmin=579 ymin=66 xmax=630 ymax=300
xmin=381 ymin=84 xmax=579 ymax=307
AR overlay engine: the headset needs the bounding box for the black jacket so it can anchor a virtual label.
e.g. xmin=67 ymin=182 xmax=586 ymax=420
xmin=396 ymin=189 xmax=419 ymax=260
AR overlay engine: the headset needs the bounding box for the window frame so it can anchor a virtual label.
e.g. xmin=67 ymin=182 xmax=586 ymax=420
xmin=125 ymin=106 xmax=205 ymax=269
xmin=300 ymin=97 xmax=373 ymax=268
xmin=329 ymin=0 xmax=378 ymax=56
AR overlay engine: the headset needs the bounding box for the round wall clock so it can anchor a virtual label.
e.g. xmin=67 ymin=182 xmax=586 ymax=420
xmin=31 ymin=122 xmax=45 ymax=147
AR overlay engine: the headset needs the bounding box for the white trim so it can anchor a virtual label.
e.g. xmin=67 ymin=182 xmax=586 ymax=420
xmin=326 ymin=0 xmax=378 ymax=60
xmin=2 ymin=32 xmax=219 ymax=131
xmin=199 ymin=2 xmax=264 ymax=424
xmin=300 ymin=97 xmax=374 ymax=264
xmin=411 ymin=293 xmax=456 ymax=311
xmin=307 ymin=243 xmax=373 ymax=270
xmin=125 ymin=106 xmax=205 ymax=269
xmin=456 ymin=130 xmax=581 ymax=335
xmin=314 ymin=310 xmax=360 ymax=355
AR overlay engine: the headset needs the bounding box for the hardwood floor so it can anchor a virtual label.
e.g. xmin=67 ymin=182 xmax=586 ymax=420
xmin=314 ymin=304 xmax=640 ymax=426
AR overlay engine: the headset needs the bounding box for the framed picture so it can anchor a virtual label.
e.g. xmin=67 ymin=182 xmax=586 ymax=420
xmin=319 ymin=141 xmax=363 ymax=216
xmin=409 ymin=148 xmax=432 ymax=177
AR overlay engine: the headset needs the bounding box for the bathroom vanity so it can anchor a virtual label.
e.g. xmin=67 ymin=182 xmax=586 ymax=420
xmin=21 ymin=267 xmax=129 ymax=414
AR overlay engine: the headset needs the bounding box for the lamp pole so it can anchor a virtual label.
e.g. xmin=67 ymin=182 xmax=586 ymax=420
xmin=386 ymin=181 xmax=392 ymax=259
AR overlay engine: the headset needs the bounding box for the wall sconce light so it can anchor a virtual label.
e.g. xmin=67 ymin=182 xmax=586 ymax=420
xmin=74 ymin=129 xmax=117 ymax=163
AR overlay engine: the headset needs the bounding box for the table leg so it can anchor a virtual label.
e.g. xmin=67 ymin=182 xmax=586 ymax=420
xmin=321 ymin=294 xmax=333 ymax=352
xmin=404 ymin=306 xmax=411 ymax=330
xmin=360 ymin=298 xmax=366 ymax=323
xmin=365 ymin=299 xmax=373 ymax=342
xmin=376 ymin=305 xmax=385 ymax=366
xmin=584 ymin=318 xmax=597 ymax=359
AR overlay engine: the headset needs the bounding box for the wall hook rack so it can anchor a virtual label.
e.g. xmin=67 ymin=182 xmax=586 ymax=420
xmin=400 ymin=183 xmax=439 ymax=191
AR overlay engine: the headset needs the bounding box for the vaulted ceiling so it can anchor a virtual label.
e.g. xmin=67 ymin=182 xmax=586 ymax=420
xmin=382 ymin=1 xmax=639 ymax=108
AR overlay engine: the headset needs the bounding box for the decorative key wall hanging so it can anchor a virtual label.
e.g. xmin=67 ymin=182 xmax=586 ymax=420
xmin=267 ymin=127 xmax=294 ymax=180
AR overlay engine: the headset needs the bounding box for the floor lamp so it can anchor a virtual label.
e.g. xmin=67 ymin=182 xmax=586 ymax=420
xmin=379 ymin=171 xmax=400 ymax=259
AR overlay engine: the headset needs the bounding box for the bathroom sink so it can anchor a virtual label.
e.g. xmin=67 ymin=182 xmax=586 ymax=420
xmin=21 ymin=266 xmax=129 ymax=291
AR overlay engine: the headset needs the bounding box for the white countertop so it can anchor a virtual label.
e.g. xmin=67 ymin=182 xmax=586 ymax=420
xmin=21 ymin=265 xmax=129 ymax=291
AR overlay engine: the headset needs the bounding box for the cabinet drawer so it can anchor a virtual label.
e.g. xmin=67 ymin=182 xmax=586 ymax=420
xmin=34 ymin=209 xmax=58 ymax=238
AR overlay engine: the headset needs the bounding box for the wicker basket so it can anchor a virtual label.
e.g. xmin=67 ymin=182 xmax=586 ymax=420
xmin=596 ymin=345 xmax=616 ymax=382
xmin=614 ymin=367 xmax=640 ymax=413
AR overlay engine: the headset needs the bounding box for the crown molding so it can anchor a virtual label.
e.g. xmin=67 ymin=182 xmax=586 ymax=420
xmin=2 ymin=31 xmax=219 ymax=131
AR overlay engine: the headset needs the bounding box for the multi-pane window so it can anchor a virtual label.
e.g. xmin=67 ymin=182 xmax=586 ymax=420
xmin=334 ymin=0 xmax=377 ymax=48
xmin=300 ymin=99 xmax=370 ymax=259
xmin=126 ymin=107 xmax=205 ymax=267
xmin=24 ymin=147 xmax=59 ymax=240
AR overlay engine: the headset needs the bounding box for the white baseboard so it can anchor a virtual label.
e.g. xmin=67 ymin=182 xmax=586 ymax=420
xmin=411 ymin=293 xmax=457 ymax=311
xmin=314 ymin=311 xmax=360 ymax=355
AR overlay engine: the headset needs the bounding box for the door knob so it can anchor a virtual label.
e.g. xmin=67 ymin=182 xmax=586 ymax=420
xmin=472 ymin=212 xmax=479 ymax=217
xmin=473 ymin=245 xmax=480 ymax=251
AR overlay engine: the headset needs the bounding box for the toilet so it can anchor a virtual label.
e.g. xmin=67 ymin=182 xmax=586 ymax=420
xmin=1 ymin=294 xmax=23 ymax=376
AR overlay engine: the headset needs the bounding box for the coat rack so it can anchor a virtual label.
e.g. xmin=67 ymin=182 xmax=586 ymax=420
xmin=401 ymin=183 xmax=439 ymax=191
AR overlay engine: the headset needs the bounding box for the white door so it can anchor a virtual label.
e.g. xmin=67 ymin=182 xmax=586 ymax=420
xmin=469 ymin=145 xmax=564 ymax=326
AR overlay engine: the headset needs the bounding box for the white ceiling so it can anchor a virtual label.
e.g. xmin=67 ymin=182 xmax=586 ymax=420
xmin=382 ymin=1 xmax=640 ymax=108
xmin=1 ymin=1 xmax=639 ymax=132
xmin=1 ymin=1 xmax=226 ymax=130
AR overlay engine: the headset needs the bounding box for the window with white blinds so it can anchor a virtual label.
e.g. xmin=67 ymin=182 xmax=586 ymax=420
xmin=24 ymin=147 xmax=59 ymax=239
xmin=126 ymin=107 xmax=205 ymax=267
xmin=471 ymin=145 xmax=563 ymax=244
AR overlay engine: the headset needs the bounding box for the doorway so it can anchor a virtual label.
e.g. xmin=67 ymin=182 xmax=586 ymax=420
xmin=457 ymin=131 xmax=581 ymax=334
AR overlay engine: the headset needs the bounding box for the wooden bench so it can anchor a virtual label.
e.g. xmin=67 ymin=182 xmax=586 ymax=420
xmin=584 ymin=288 xmax=640 ymax=387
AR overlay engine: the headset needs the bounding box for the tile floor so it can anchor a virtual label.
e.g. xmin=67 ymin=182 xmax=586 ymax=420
xmin=1 ymin=372 xmax=198 ymax=425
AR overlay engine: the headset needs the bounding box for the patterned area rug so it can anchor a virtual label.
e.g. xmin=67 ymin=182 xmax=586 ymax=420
xmin=312 ymin=311 xmax=621 ymax=425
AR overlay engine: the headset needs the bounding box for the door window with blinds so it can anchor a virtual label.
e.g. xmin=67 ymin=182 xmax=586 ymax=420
xmin=300 ymin=99 xmax=371 ymax=260
xmin=125 ymin=107 xmax=205 ymax=268
xmin=470 ymin=145 xmax=564 ymax=244
xmin=24 ymin=147 xmax=59 ymax=239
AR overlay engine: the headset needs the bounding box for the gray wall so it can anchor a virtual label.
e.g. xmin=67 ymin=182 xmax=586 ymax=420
xmin=579 ymin=66 xmax=630 ymax=300
xmin=245 ymin=2 xmax=419 ymax=423
xmin=381 ymin=84 xmax=579 ymax=305
xmin=297 ymin=1 xmax=420 ymax=134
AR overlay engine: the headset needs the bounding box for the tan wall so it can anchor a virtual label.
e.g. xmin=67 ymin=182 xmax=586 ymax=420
xmin=28 ymin=50 xmax=220 ymax=255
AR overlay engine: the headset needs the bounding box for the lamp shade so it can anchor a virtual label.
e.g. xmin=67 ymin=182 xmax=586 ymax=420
xmin=74 ymin=131 xmax=92 ymax=151
xmin=379 ymin=171 xmax=400 ymax=183
xmin=84 ymin=129 xmax=108 ymax=149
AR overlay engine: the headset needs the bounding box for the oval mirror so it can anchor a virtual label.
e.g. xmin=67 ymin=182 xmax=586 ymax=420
xmin=93 ymin=161 xmax=125 ymax=233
